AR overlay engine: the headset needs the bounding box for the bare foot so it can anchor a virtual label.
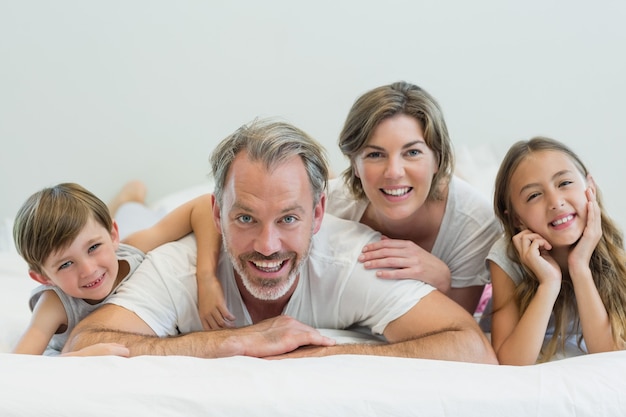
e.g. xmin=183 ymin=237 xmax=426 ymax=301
xmin=108 ymin=180 xmax=147 ymax=216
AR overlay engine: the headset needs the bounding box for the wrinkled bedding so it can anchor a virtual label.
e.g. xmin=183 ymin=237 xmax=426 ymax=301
xmin=2 ymin=234 xmax=625 ymax=416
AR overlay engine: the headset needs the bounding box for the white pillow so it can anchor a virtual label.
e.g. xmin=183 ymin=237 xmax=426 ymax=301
xmin=0 ymin=253 xmax=37 ymax=353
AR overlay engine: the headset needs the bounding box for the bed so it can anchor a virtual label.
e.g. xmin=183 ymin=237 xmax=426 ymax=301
xmin=2 ymin=243 xmax=626 ymax=416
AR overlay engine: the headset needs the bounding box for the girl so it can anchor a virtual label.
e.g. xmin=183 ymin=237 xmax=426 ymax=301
xmin=489 ymin=137 xmax=626 ymax=365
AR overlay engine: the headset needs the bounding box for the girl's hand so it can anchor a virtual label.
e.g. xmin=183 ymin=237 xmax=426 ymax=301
xmin=198 ymin=277 xmax=235 ymax=330
xmin=358 ymin=236 xmax=451 ymax=293
xmin=512 ymin=229 xmax=561 ymax=289
xmin=568 ymin=179 xmax=601 ymax=274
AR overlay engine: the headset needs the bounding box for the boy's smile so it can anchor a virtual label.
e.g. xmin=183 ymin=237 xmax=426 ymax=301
xmin=33 ymin=217 xmax=121 ymax=303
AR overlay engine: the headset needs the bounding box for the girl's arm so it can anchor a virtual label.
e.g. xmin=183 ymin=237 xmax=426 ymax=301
xmin=489 ymin=262 xmax=559 ymax=365
xmin=121 ymin=193 xmax=234 ymax=330
xmin=568 ymin=186 xmax=617 ymax=352
xmin=570 ymin=265 xmax=616 ymax=352
xmin=12 ymin=290 xmax=67 ymax=355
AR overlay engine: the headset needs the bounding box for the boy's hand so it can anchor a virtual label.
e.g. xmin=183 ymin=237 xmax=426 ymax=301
xmin=198 ymin=277 xmax=235 ymax=330
xmin=61 ymin=342 xmax=130 ymax=357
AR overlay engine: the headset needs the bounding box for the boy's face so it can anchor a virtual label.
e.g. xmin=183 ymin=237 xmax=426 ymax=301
xmin=30 ymin=216 xmax=121 ymax=303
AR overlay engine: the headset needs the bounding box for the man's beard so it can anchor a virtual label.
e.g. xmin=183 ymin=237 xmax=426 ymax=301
xmin=223 ymin=237 xmax=312 ymax=301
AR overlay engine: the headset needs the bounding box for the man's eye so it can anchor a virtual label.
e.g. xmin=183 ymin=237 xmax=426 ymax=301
xmin=283 ymin=215 xmax=297 ymax=224
xmin=238 ymin=215 xmax=253 ymax=224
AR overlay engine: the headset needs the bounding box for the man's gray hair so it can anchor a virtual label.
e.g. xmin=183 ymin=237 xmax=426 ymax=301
xmin=210 ymin=118 xmax=329 ymax=206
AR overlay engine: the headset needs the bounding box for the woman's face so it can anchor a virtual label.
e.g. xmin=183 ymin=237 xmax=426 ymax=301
xmin=353 ymin=114 xmax=439 ymax=221
xmin=508 ymin=150 xmax=589 ymax=248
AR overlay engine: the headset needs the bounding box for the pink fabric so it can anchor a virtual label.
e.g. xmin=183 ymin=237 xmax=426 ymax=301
xmin=475 ymin=283 xmax=492 ymax=314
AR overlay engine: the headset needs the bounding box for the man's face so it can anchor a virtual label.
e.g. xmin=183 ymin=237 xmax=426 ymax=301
xmin=213 ymin=152 xmax=325 ymax=301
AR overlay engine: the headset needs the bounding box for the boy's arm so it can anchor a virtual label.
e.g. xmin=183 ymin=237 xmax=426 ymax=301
xmin=121 ymin=193 xmax=213 ymax=253
xmin=12 ymin=290 xmax=67 ymax=355
xmin=193 ymin=198 xmax=234 ymax=329
xmin=121 ymin=193 xmax=233 ymax=329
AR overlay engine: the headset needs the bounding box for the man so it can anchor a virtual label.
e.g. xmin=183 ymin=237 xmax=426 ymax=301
xmin=64 ymin=119 xmax=497 ymax=364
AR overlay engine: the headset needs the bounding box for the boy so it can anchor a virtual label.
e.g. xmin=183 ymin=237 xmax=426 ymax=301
xmin=11 ymin=182 xmax=215 ymax=356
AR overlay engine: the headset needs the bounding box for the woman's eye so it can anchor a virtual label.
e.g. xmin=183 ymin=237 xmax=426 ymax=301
xmin=406 ymin=149 xmax=421 ymax=157
xmin=559 ymin=180 xmax=573 ymax=187
xmin=365 ymin=151 xmax=383 ymax=159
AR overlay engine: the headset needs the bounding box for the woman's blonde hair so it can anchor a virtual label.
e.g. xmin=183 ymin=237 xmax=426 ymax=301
xmin=494 ymin=137 xmax=626 ymax=361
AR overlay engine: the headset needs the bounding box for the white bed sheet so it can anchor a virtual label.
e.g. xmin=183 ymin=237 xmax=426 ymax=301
xmin=2 ymin=229 xmax=626 ymax=416
xmin=1 ymin=350 xmax=625 ymax=416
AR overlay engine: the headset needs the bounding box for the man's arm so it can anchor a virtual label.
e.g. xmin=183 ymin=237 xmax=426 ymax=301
xmin=274 ymin=291 xmax=498 ymax=364
xmin=63 ymin=304 xmax=335 ymax=358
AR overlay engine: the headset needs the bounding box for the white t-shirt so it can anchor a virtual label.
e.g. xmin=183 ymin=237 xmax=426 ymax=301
xmin=106 ymin=214 xmax=435 ymax=337
xmin=326 ymin=176 xmax=502 ymax=288
xmin=30 ymin=244 xmax=145 ymax=355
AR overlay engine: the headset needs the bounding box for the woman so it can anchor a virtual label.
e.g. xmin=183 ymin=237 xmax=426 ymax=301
xmin=328 ymin=81 xmax=501 ymax=314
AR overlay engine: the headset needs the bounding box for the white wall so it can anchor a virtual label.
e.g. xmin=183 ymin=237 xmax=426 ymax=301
xmin=1 ymin=1 xmax=625 ymax=228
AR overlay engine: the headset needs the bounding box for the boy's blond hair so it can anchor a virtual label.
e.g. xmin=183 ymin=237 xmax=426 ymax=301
xmin=13 ymin=183 xmax=113 ymax=275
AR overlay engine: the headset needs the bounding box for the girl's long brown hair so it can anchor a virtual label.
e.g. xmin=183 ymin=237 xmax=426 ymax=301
xmin=494 ymin=137 xmax=626 ymax=361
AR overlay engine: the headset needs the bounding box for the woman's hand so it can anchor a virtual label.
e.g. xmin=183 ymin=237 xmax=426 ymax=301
xmin=358 ymin=236 xmax=451 ymax=293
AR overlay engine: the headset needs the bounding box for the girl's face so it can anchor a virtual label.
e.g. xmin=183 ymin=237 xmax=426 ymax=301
xmin=353 ymin=114 xmax=439 ymax=221
xmin=509 ymin=150 xmax=589 ymax=248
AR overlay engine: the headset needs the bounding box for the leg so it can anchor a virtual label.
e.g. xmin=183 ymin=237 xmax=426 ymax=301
xmin=108 ymin=180 xmax=147 ymax=217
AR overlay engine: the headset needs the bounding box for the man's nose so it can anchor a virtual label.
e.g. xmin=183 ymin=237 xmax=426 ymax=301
xmin=254 ymin=223 xmax=282 ymax=256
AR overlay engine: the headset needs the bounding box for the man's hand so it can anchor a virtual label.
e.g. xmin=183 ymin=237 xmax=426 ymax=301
xmin=235 ymin=315 xmax=336 ymax=358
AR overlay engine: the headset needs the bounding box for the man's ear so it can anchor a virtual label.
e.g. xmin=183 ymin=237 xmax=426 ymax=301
xmin=29 ymin=270 xmax=53 ymax=286
xmin=211 ymin=194 xmax=223 ymax=235
xmin=312 ymin=192 xmax=326 ymax=234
